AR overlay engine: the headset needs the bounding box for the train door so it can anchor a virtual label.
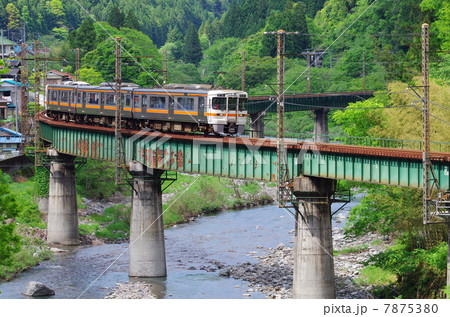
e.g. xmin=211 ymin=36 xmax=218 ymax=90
xmin=68 ymin=89 xmax=76 ymax=115
xmin=227 ymin=96 xmax=237 ymax=123
xmin=198 ymin=96 xmax=206 ymax=121
xmin=132 ymin=93 xmax=141 ymax=119
xmin=168 ymin=96 xmax=174 ymax=119
xmin=141 ymin=95 xmax=148 ymax=118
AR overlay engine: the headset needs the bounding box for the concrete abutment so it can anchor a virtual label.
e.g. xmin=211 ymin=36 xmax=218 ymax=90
xmin=128 ymin=162 xmax=167 ymax=277
xmin=292 ymin=176 xmax=336 ymax=299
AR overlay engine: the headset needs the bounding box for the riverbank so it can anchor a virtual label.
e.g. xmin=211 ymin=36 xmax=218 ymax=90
xmin=79 ymin=175 xmax=276 ymax=243
xmin=218 ymin=227 xmax=391 ymax=299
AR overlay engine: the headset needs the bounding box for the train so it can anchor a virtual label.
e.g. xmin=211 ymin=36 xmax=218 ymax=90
xmin=45 ymin=83 xmax=248 ymax=135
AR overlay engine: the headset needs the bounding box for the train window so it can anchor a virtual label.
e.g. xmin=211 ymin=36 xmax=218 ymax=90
xmin=61 ymin=91 xmax=68 ymax=102
xmin=212 ymin=97 xmax=226 ymax=110
xmin=133 ymin=95 xmax=141 ymax=108
xmin=87 ymin=93 xmax=100 ymax=104
xmin=125 ymin=94 xmax=131 ymax=107
xmin=50 ymin=90 xmax=58 ymax=102
xmin=239 ymin=98 xmax=248 ymax=111
xmin=199 ymin=97 xmax=205 ymax=108
xmin=105 ymin=93 xmax=115 ymax=106
xmin=77 ymin=92 xmax=83 ymax=105
xmin=150 ymin=96 xmax=166 ymax=109
xmin=228 ymin=98 xmax=237 ymax=111
xmin=142 ymin=95 xmax=148 ymax=109
xmin=176 ymin=97 xmax=194 ymax=111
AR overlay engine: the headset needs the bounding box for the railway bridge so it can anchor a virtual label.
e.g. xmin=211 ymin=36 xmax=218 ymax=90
xmin=247 ymin=91 xmax=375 ymax=139
xmin=37 ymin=112 xmax=450 ymax=299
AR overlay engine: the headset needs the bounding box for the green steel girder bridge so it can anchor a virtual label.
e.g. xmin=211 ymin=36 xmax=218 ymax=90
xmin=247 ymin=91 xmax=375 ymax=112
xmin=39 ymin=115 xmax=450 ymax=191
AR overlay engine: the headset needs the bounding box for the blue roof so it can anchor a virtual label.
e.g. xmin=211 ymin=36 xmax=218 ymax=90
xmin=0 ymin=80 xmax=24 ymax=86
xmin=0 ymin=127 xmax=22 ymax=137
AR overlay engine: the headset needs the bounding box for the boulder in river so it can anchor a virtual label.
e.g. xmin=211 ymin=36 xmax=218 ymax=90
xmin=23 ymin=281 xmax=55 ymax=297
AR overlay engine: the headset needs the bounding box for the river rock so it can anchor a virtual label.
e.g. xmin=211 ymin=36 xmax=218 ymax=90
xmin=50 ymin=247 xmax=67 ymax=253
xmin=23 ymin=281 xmax=55 ymax=297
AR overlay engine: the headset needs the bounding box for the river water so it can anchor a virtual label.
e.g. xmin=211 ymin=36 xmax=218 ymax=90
xmin=0 ymin=195 xmax=361 ymax=299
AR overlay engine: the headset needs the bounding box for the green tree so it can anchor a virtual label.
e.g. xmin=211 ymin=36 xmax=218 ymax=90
xmin=262 ymin=2 xmax=310 ymax=57
xmin=79 ymin=67 xmax=104 ymax=85
xmin=68 ymin=19 xmax=98 ymax=54
xmin=48 ymin=0 xmax=66 ymax=26
xmin=332 ymin=94 xmax=387 ymax=138
xmin=123 ymin=10 xmax=140 ymax=31
xmin=5 ymin=3 xmax=21 ymax=30
xmin=183 ymin=23 xmax=203 ymax=66
xmin=107 ymin=5 xmax=123 ymax=29
xmin=0 ymin=171 xmax=21 ymax=265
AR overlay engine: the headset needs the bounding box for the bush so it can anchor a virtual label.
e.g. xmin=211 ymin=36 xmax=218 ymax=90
xmin=365 ymin=241 xmax=448 ymax=298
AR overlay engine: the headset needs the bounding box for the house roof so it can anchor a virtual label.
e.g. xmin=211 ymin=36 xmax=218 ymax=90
xmin=0 ymin=80 xmax=24 ymax=86
xmin=0 ymin=36 xmax=17 ymax=46
xmin=47 ymin=69 xmax=75 ymax=80
xmin=0 ymin=127 xmax=22 ymax=137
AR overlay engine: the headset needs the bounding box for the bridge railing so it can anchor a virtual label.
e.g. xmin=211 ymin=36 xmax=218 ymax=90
xmin=297 ymin=133 xmax=450 ymax=152
xmin=249 ymin=131 xmax=450 ymax=153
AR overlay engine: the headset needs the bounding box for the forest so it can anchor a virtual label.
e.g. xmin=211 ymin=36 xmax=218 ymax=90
xmin=0 ymin=0 xmax=449 ymax=298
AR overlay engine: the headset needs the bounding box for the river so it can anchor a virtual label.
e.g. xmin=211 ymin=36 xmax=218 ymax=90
xmin=0 ymin=195 xmax=361 ymax=299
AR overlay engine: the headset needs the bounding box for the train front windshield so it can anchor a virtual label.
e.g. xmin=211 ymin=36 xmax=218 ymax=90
xmin=212 ymin=97 xmax=247 ymax=112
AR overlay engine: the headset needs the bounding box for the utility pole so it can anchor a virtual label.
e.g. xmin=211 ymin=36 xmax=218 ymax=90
xmin=264 ymin=30 xmax=299 ymax=207
xmin=301 ymin=51 xmax=313 ymax=94
xmin=422 ymin=23 xmax=431 ymax=224
xmin=362 ymin=51 xmax=366 ymax=91
xmin=162 ymin=50 xmax=167 ymax=85
xmin=114 ymin=37 xmax=126 ymax=185
xmin=307 ymin=52 xmax=311 ymax=93
xmin=241 ymin=51 xmax=246 ymax=91
xmin=73 ymin=48 xmax=81 ymax=81
xmin=33 ymin=40 xmax=44 ymax=166
xmin=1 ymin=29 xmax=4 ymax=61
xmin=20 ymin=43 xmax=30 ymax=148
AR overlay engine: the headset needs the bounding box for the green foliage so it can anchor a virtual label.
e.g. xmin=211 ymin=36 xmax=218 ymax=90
xmin=81 ymin=22 xmax=162 ymax=85
xmin=334 ymin=243 xmax=368 ymax=256
xmin=5 ymin=3 xmax=21 ymax=30
xmin=0 ymin=171 xmax=21 ymax=266
xmin=366 ymin=241 xmax=448 ymax=298
xmin=107 ymin=5 xmax=124 ymax=29
xmin=166 ymin=62 xmax=202 ymax=85
xmin=0 ymin=233 xmax=51 ymax=280
xmin=76 ymin=159 xmax=125 ymax=199
xmin=183 ymin=23 xmax=203 ymax=66
xmin=123 ymin=10 xmax=140 ymax=31
xmin=9 ymin=180 xmax=45 ymax=229
xmin=86 ymin=204 xmax=131 ymax=240
xmin=78 ymin=67 xmax=104 ymax=85
xmin=261 ymin=2 xmax=310 ymax=58
xmin=34 ymin=166 xmax=49 ymax=198
xmin=68 ymin=19 xmax=98 ymax=54
xmin=356 ymin=265 xmax=397 ymax=286
xmin=332 ymin=94 xmax=387 ymax=138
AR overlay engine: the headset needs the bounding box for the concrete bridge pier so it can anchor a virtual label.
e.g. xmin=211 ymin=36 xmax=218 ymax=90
xmin=249 ymin=111 xmax=265 ymax=138
xmin=47 ymin=148 xmax=79 ymax=245
xmin=292 ymin=176 xmax=336 ymax=299
xmin=129 ymin=162 xmax=167 ymax=277
xmin=313 ymin=108 xmax=329 ymax=143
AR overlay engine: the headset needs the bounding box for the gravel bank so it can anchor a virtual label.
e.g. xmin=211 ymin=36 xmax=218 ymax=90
xmin=218 ymin=227 xmax=390 ymax=299
xmin=105 ymin=281 xmax=156 ymax=299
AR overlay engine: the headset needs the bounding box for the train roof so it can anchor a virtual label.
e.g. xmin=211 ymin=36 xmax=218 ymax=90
xmin=47 ymin=84 xmax=247 ymax=95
